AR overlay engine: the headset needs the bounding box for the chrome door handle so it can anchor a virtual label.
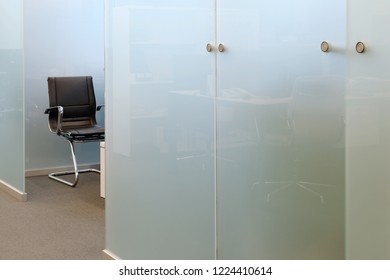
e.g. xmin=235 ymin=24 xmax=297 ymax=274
xmin=206 ymin=43 xmax=213 ymax=52
xmin=321 ymin=41 xmax=330 ymax=53
xmin=218 ymin=43 xmax=225 ymax=52
xmin=356 ymin=41 xmax=365 ymax=53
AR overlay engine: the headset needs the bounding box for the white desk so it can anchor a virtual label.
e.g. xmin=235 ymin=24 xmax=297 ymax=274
xmin=100 ymin=141 xmax=105 ymax=198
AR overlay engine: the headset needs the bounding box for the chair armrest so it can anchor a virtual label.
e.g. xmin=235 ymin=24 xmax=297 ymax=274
xmin=97 ymin=104 xmax=105 ymax=111
xmin=44 ymin=106 xmax=64 ymax=135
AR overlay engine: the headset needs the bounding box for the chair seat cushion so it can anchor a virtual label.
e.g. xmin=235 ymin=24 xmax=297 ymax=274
xmin=61 ymin=125 xmax=104 ymax=141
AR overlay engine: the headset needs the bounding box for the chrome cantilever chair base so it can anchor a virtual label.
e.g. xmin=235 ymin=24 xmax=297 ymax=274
xmin=261 ymin=179 xmax=335 ymax=204
xmin=49 ymin=168 xmax=100 ymax=188
xmin=48 ymin=139 xmax=101 ymax=188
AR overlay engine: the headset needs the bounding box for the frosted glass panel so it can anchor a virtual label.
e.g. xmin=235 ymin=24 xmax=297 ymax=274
xmin=216 ymin=0 xmax=346 ymax=259
xmin=0 ymin=0 xmax=24 ymax=191
xmin=105 ymin=0 xmax=215 ymax=259
xmin=346 ymin=0 xmax=390 ymax=259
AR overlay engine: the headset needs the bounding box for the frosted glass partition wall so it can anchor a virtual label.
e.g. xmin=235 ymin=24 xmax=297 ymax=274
xmin=105 ymin=0 xmax=347 ymax=260
xmin=0 ymin=0 xmax=25 ymax=194
xmin=106 ymin=0 xmax=390 ymax=259
xmin=105 ymin=0 xmax=216 ymax=259
xmin=345 ymin=0 xmax=390 ymax=259
xmin=216 ymin=0 xmax=346 ymax=259
xmin=24 ymin=0 xmax=105 ymax=173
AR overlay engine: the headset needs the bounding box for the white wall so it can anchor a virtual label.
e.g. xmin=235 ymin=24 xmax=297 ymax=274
xmin=24 ymin=0 xmax=105 ymax=172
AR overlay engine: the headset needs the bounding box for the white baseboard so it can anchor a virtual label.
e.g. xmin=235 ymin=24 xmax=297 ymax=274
xmin=0 ymin=180 xmax=28 ymax=202
xmin=25 ymin=163 xmax=100 ymax=177
xmin=102 ymin=249 xmax=121 ymax=260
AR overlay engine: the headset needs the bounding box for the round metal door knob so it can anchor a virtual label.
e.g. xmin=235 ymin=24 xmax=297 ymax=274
xmin=218 ymin=43 xmax=225 ymax=52
xmin=356 ymin=41 xmax=365 ymax=53
xmin=321 ymin=41 xmax=330 ymax=53
xmin=206 ymin=43 xmax=213 ymax=52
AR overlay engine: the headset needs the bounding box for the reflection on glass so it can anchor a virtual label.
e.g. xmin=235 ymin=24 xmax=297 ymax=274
xmin=260 ymin=76 xmax=345 ymax=204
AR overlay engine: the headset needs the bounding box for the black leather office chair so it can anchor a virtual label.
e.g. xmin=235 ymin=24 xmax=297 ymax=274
xmin=44 ymin=76 xmax=104 ymax=187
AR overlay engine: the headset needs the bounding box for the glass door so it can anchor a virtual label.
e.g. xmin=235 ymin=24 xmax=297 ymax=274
xmin=216 ymin=0 xmax=347 ymax=259
xmin=105 ymin=0 xmax=216 ymax=259
xmin=345 ymin=0 xmax=390 ymax=259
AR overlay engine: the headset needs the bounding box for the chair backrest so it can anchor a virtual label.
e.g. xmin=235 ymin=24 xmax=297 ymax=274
xmin=47 ymin=76 xmax=97 ymax=129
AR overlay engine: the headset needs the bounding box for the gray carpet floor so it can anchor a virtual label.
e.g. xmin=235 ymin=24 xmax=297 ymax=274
xmin=0 ymin=173 xmax=105 ymax=260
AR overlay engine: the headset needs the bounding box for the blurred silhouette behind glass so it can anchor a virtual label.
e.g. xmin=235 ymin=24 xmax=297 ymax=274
xmin=257 ymin=76 xmax=345 ymax=204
